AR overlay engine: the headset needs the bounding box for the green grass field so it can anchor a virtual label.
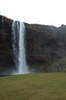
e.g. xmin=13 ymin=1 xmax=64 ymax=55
xmin=0 ymin=73 xmax=66 ymax=100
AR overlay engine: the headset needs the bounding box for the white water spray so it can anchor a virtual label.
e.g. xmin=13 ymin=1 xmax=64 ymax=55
xmin=12 ymin=21 xmax=29 ymax=74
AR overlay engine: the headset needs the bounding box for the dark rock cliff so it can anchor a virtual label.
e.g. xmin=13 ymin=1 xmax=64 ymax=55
xmin=25 ymin=23 xmax=66 ymax=71
xmin=25 ymin=24 xmax=66 ymax=60
xmin=0 ymin=15 xmax=14 ymax=74
xmin=0 ymin=15 xmax=66 ymax=74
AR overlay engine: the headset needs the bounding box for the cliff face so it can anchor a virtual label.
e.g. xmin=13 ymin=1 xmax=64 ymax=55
xmin=25 ymin=23 xmax=66 ymax=60
xmin=25 ymin=23 xmax=66 ymax=71
xmin=0 ymin=15 xmax=66 ymax=74
xmin=0 ymin=15 xmax=15 ymax=74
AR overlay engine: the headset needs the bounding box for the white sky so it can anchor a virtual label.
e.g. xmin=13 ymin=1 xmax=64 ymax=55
xmin=0 ymin=0 xmax=65 ymax=26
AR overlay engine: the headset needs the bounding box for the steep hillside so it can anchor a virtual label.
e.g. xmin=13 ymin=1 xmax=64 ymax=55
xmin=0 ymin=15 xmax=66 ymax=74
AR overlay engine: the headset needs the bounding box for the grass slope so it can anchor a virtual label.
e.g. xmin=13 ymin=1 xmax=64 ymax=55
xmin=0 ymin=73 xmax=66 ymax=100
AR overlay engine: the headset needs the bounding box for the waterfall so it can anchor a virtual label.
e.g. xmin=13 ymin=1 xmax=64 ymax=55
xmin=12 ymin=21 xmax=29 ymax=74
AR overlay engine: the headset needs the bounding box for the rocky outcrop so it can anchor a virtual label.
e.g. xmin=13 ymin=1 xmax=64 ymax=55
xmin=0 ymin=15 xmax=66 ymax=74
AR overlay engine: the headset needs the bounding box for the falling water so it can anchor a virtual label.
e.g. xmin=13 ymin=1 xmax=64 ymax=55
xmin=12 ymin=21 xmax=29 ymax=74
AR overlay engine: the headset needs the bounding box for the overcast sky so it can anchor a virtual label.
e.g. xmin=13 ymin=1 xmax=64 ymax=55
xmin=0 ymin=0 xmax=65 ymax=27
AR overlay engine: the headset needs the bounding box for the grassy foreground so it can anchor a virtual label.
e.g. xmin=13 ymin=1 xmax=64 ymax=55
xmin=0 ymin=73 xmax=66 ymax=100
